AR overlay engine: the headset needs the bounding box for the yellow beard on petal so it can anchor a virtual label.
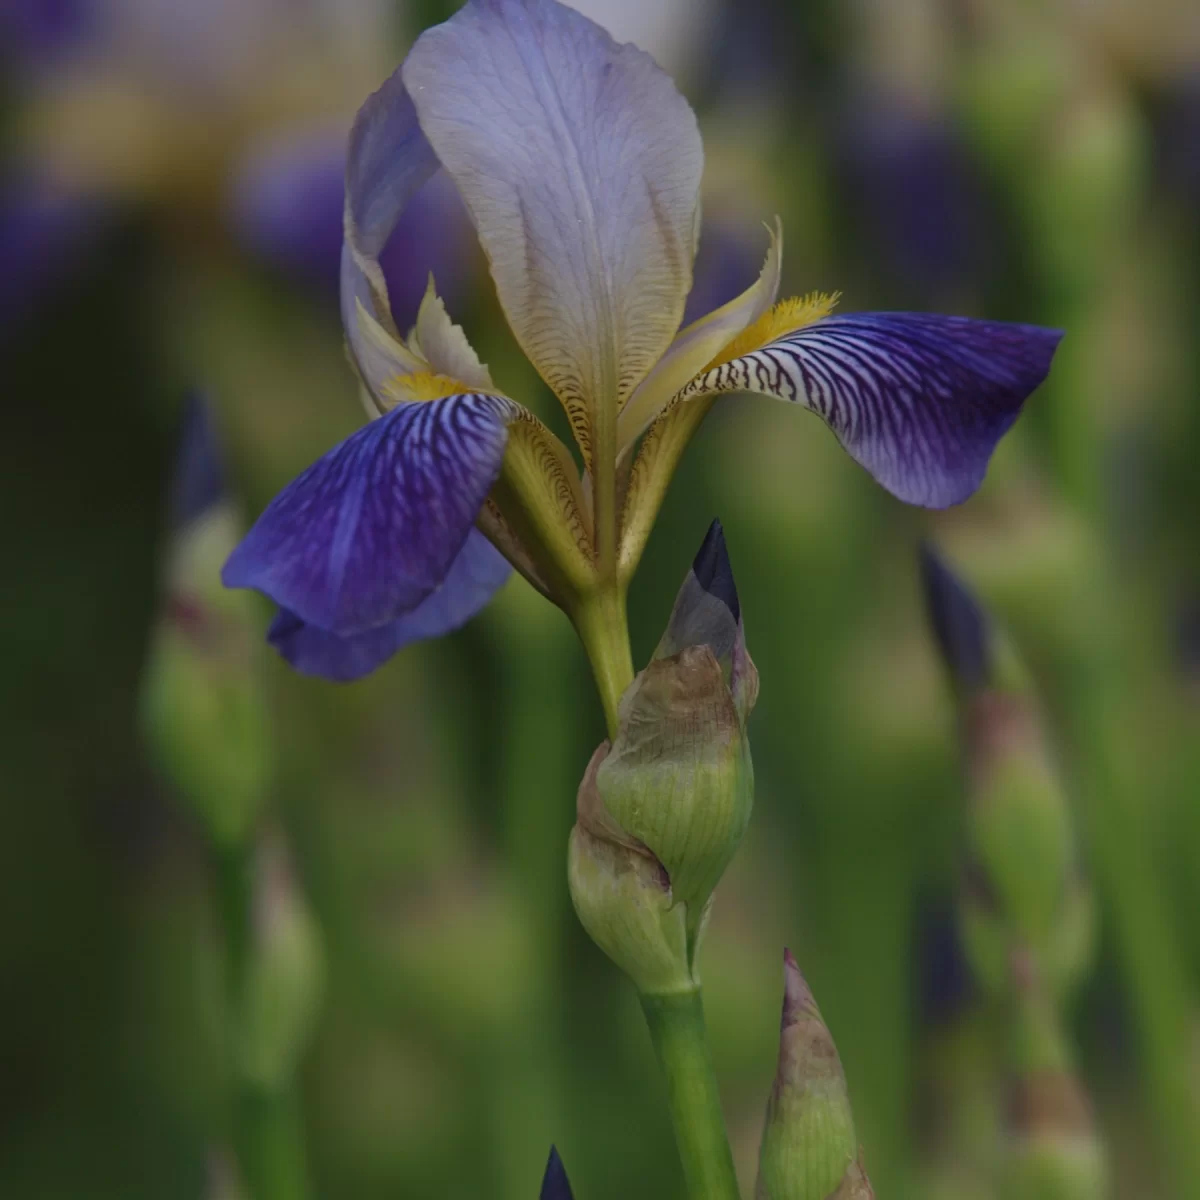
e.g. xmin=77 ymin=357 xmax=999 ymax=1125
xmin=703 ymin=292 xmax=841 ymax=371
xmin=382 ymin=371 xmax=472 ymax=405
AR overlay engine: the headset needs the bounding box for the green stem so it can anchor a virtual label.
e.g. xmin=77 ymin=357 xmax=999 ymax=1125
xmin=232 ymin=1087 xmax=312 ymax=1200
xmin=1065 ymin=673 xmax=1200 ymax=1200
xmin=216 ymin=845 xmax=312 ymax=1200
xmin=571 ymin=586 xmax=635 ymax=739
xmin=640 ymin=989 xmax=742 ymax=1200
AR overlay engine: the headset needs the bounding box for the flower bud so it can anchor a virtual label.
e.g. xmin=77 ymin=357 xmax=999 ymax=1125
xmin=568 ymin=521 xmax=755 ymax=992
xmin=756 ymin=950 xmax=873 ymax=1200
xmin=140 ymin=395 xmax=272 ymax=848
xmin=998 ymin=955 xmax=1107 ymax=1200
xmin=235 ymin=831 xmax=325 ymax=1092
xmin=921 ymin=545 xmax=1095 ymax=999
xmin=540 ymin=1146 xmax=574 ymax=1200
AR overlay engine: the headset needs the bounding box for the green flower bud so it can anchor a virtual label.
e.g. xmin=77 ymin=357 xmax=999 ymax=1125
xmin=235 ymin=833 xmax=325 ymax=1092
xmin=756 ymin=951 xmax=873 ymax=1200
xmin=568 ymin=747 xmax=699 ymax=995
xmin=141 ymin=399 xmax=271 ymax=849
xmin=999 ymin=956 xmax=1107 ymax=1200
xmin=568 ymin=521 xmax=756 ymax=992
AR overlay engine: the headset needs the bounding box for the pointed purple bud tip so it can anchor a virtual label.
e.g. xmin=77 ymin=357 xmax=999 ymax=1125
xmin=540 ymin=1146 xmax=574 ymax=1200
xmin=170 ymin=391 xmax=227 ymax=531
xmin=919 ymin=541 xmax=991 ymax=690
xmin=692 ymin=518 xmax=740 ymax=623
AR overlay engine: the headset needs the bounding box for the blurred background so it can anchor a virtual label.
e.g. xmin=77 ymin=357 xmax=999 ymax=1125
xmin=2 ymin=0 xmax=1199 ymax=1196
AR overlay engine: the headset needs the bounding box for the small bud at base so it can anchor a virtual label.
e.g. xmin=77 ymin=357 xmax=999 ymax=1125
xmin=757 ymin=952 xmax=869 ymax=1200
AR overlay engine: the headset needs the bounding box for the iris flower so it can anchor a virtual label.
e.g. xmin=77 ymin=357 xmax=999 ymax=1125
xmin=223 ymin=0 xmax=1061 ymax=727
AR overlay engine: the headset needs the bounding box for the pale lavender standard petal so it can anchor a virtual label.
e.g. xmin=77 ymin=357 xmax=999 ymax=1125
xmin=222 ymin=394 xmax=513 ymax=635
xmin=267 ymin=531 xmax=511 ymax=681
xmin=678 ymin=313 xmax=1062 ymax=508
xmin=402 ymin=0 xmax=703 ymax=452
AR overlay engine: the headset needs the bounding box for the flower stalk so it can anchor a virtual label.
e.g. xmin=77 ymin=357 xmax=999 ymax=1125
xmin=641 ymin=989 xmax=743 ymax=1200
xmin=569 ymin=521 xmax=754 ymax=1195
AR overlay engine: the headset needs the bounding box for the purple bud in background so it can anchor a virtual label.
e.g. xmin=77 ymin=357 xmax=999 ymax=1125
xmin=169 ymin=392 xmax=227 ymax=532
xmin=539 ymin=1146 xmax=574 ymax=1200
xmin=229 ymin=134 xmax=474 ymax=327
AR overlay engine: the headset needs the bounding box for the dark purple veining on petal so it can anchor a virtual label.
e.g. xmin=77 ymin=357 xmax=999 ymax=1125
xmin=223 ymin=394 xmax=512 ymax=636
xmin=681 ymin=312 xmax=1062 ymax=508
xmin=267 ymin=530 xmax=510 ymax=681
xmin=539 ymin=1146 xmax=574 ymax=1200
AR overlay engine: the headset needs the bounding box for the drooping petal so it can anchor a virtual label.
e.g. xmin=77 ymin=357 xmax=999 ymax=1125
xmin=340 ymin=66 xmax=438 ymax=400
xmin=267 ymin=531 xmax=511 ymax=681
xmin=408 ymin=276 xmax=494 ymax=390
xmin=617 ymin=218 xmax=782 ymax=449
xmin=402 ymin=0 xmax=704 ymax=460
xmin=674 ymin=312 xmax=1062 ymax=508
xmin=223 ymin=393 xmax=516 ymax=635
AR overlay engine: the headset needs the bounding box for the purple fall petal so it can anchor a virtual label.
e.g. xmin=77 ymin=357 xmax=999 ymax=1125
xmin=267 ymin=530 xmax=511 ymax=681
xmin=682 ymin=312 xmax=1062 ymax=508
xmin=222 ymin=393 xmax=513 ymax=635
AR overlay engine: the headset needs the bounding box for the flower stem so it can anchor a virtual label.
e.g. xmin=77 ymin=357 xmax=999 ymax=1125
xmin=571 ymin=586 xmax=635 ymax=739
xmin=216 ymin=846 xmax=312 ymax=1200
xmin=640 ymin=989 xmax=742 ymax=1200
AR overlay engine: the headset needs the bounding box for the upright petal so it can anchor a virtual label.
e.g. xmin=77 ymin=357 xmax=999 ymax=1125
xmin=403 ymin=0 xmax=703 ymax=460
xmin=409 ymin=277 xmax=494 ymax=389
xmin=617 ymin=218 xmax=782 ymax=449
xmin=340 ymin=67 xmax=439 ymax=401
xmin=674 ymin=313 xmax=1062 ymax=508
xmin=267 ymin=531 xmax=511 ymax=681
xmin=223 ymin=393 xmax=516 ymax=635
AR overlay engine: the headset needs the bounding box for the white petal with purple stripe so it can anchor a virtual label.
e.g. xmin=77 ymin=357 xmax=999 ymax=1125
xmin=676 ymin=312 xmax=1062 ymax=507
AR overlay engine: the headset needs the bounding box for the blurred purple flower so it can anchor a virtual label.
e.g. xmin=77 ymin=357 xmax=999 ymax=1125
xmin=0 ymin=0 xmax=92 ymax=64
xmin=0 ymin=171 xmax=98 ymax=341
xmin=1155 ymin=72 xmax=1200 ymax=203
xmin=223 ymin=0 xmax=1061 ymax=685
xmin=229 ymin=131 xmax=474 ymax=325
xmin=682 ymin=218 xmax=764 ymax=327
xmin=838 ymin=93 xmax=989 ymax=295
